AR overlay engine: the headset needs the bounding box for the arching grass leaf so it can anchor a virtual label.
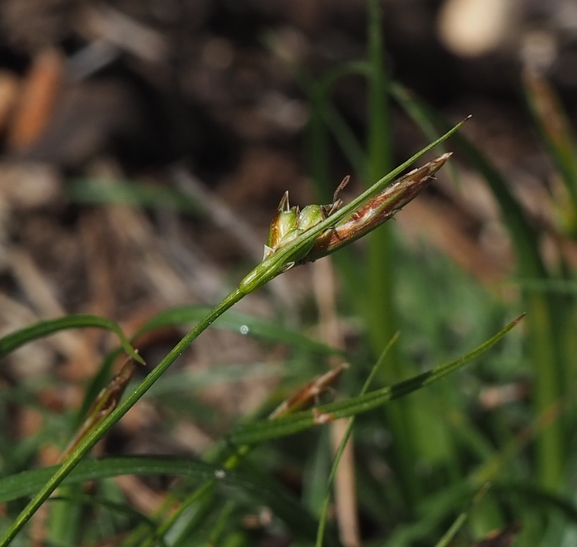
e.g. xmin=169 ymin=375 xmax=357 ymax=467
xmin=0 ymin=315 xmax=143 ymax=364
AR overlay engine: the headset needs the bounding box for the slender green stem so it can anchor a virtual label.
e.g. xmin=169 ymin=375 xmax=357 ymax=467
xmin=365 ymin=0 xmax=421 ymax=508
xmin=315 ymin=334 xmax=398 ymax=547
xmin=433 ymin=484 xmax=491 ymax=547
xmin=142 ymin=429 xmax=250 ymax=544
xmin=526 ymin=294 xmax=564 ymax=488
xmin=0 ymin=289 xmax=244 ymax=547
xmin=169 ymin=483 xmax=217 ymax=547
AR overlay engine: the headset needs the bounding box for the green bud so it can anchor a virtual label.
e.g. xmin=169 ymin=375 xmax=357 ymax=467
xmin=263 ymin=193 xmax=339 ymax=261
xmin=297 ymin=204 xmax=325 ymax=231
xmin=267 ymin=209 xmax=298 ymax=250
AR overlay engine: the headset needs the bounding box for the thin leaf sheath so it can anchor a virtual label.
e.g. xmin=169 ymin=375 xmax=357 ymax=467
xmin=269 ymin=364 xmax=348 ymax=419
xmin=305 ymin=153 xmax=451 ymax=261
xmin=60 ymin=356 xmax=137 ymax=460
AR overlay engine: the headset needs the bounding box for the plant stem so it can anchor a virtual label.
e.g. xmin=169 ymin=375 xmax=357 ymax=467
xmin=365 ymin=0 xmax=421 ymax=507
xmin=0 ymin=288 xmax=244 ymax=547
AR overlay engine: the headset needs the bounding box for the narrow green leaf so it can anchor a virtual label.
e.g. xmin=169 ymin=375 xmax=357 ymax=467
xmin=315 ymin=334 xmax=399 ymax=547
xmin=228 ymin=316 xmax=522 ymax=446
xmin=67 ymin=178 xmax=205 ymax=216
xmin=433 ymin=485 xmax=491 ymax=547
xmin=523 ymin=71 xmax=577 ymax=213
xmin=496 ymin=481 xmax=577 ymax=524
xmin=0 ymin=315 xmax=143 ymax=365
xmin=136 ymin=306 xmax=344 ymax=357
xmin=311 ymin=60 xmax=370 ymax=179
xmin=390 ymin=81 xmax=545 ymax=276
xmin=49 ymin=494 xmax=165 ymax=538
xmin=390 ymin=82 xmax=459 ymax=185
xmin=305 ymin=70 xmax=369 ymax=319
xmin=0 ymin=456 xmax=318 ymax=541
xmin=513 ymin=278 xmax=577 ymax=294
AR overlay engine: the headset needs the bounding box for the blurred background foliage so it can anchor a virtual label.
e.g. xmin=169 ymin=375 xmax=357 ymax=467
xmin=2 ymin=0 xmax=577 ymax=545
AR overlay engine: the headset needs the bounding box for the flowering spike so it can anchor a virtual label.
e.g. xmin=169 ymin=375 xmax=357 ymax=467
xmin=260 ymin=153 xmax=450 ymax=265
xmin=303 ymin=153 xmax=452 ymax=262
xmin=242 ymin=154 xmax=454 ymax=293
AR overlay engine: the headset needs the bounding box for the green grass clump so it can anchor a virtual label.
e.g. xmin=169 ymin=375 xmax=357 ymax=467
xmin=3 ymin=2 xmax=577 ymax=546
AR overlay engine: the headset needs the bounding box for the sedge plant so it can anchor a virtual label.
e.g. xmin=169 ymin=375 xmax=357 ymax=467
xmin=0 ymin=119 xmax=525 ymax=547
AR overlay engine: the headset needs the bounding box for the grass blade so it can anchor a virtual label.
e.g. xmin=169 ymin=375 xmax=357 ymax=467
xmin=67 ymin=178 xmax=206 ymax=215
xmin=136 ymin=305 xmax=344 ymax=357
xmin=0 ymin=315 xmax=143 ymax=364
xmin=316 ymin=334 xmax=399 ymax=547
xmin=433 ymin=485 xmax=491 ymax=547
xmin=0 ymin=456 xmax=319 ymax=541
xmin=523 ymin=70 xmax=577 ymax=212
xmin=228 ymin=315 xmax=522 ymax=446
